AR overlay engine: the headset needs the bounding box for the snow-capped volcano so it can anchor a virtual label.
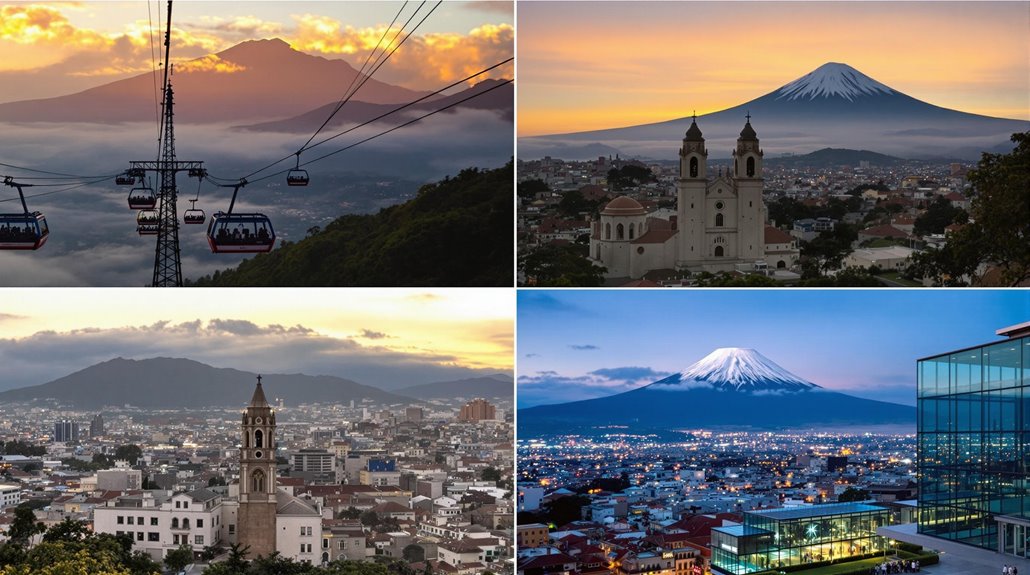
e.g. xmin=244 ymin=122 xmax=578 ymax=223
xmin=776 ymin=62 xmax=894 ymax=102
xmin=521 ymin=61 xmax=1030 ymax=161
xmin=649 ymin=348 xmax=820 ymax=392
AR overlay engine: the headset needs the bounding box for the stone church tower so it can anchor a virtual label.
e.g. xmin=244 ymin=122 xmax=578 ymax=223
xmin=238 ymin=377 xmax=277 ymax=558
xmin=676 ymin=114 xmax=767 ymax=271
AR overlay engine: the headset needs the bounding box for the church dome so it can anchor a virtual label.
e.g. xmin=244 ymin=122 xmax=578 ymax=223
xmin=601 ymin=196 xmax=647 ymax=217
xmin=739 ymin=121 xmax=758 ymax=141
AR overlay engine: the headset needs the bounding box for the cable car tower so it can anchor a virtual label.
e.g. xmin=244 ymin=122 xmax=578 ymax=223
xmin=125 ymin=0 xmax=204 ymax=286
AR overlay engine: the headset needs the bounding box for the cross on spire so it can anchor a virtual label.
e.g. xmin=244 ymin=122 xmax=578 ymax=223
xmin=256 ymin=375 xmax=262 ymax=385
xmin=692 ymin=110 xmax=696 ymax=122
xmin=745 ymin=111 xmax=752 ymax=123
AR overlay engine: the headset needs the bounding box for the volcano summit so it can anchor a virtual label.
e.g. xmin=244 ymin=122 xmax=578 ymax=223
xmin=518 ymin=348 xmax=915 ymax=432
xmin=520 ymin=62 xmax=1030 ymax=160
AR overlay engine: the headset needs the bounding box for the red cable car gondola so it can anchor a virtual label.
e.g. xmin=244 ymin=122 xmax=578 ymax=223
xmin=128 ymin=186 xmax=156 ymax=210
xmin=287 ymin=169 xmax=309 ymax=186
xmin=183 ymin=199 xmax=205 ymax=225
xmin=0 ymin=212 xmax=48 ymax=250
xmin=116 ymin=173 xmax=135 ymax=186
xmin=207 ymin=212 xmax=275 ymax=253
xmin=0 ymin=178 xmax=48 ymax=250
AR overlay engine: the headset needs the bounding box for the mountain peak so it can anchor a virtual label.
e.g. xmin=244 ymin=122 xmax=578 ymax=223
xmin=775 ymin=62 xmax=894 ymax=102
xmin=649 ymin=347 xmax=821 ymax=392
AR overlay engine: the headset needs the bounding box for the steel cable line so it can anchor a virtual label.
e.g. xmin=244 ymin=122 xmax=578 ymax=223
xmin=230 ymin=56 xmax=508 ymax=185
xmin=239 ymin=1 xmax=441 ymax=182
xmin=0 ymin=161 xmax=120 ymax=179
xmin=300 ymin=1 xmax=410 ymax=152
xmin=246 ymin=78 xmax=512 ymax=186
xmin=0 ymin=175 xmax=114 ymax=203
xmin=148 ymin=0 xmax=160 ymax=130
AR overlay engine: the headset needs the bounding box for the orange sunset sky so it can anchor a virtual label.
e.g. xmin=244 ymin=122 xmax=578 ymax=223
xmin=0 ymin=1 xmax=513 ymax=102
xmin=518 ymin=1 xmax=1030 ymax=136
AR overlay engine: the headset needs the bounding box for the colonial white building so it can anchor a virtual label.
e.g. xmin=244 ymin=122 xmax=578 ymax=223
xmin=589 ymin=116 xmax=799 ymax=279
xmin=94 ymin=378 xmax=322 ymax=564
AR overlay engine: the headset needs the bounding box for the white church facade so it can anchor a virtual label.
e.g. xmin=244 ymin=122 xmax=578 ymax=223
xmin=589 ymin=117 xmax=799 ymax=279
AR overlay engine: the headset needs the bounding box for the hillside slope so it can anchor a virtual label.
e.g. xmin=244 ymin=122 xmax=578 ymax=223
xmin=188 ymin=163 xmax=513 ymax=286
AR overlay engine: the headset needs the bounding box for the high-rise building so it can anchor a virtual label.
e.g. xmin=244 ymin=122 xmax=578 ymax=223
xmin=53 ymin=420 xmax=78 ymax=443
xmin=289 ymin=448 xmax=335 ymax=483
xmin=406 ymin=407 xmax=424 ymax=422
xmin=913 ymin=322 xmax=1029 ymax=560
xmin=459 ymin=398 xmax=496 ymax=422
xmin=90 ymin=413 xmax=105 ymax=438
xmin=881 ymin=322 xmax=1029 ymax=567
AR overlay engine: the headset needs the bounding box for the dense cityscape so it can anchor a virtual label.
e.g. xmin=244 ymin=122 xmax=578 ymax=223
xmin=0 ymin=389 xmax=514 ymax=574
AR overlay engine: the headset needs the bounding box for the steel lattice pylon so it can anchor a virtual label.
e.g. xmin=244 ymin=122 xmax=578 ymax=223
xmin=153 ymin=83 xmax=181 ymax=287
xmin=127 ymin=84 xmax=204 ymax=287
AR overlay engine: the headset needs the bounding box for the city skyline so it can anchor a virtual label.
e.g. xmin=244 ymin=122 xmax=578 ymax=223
xmin=0 ymin=288 xmax=514 ymax=392
xmin=517 ymin=290 xmax=1029 ymax=408
xmin=518 ymin=1 xmax=1030 ymax=136
xmin=0 ymin=1 xmax=513 ymax=101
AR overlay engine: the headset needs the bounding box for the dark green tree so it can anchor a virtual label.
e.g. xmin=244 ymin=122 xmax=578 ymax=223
xmin=913 ymin=195 xmax=965 ymax=237
xmin=402 ymin=543 xmax=425 ymax=563
xmin=480 ymin=467 xmax=502 ymax=482
xmin=522 ymin=243 xmax=606 ymax=286
xmin=838 ymin=487 xmax=870 ymax=502
xmin=114 ymin=444 xmax=143 ymax=464
xmin=8 ymin=506 xmax=44 ymax=545
xmin=518 ymin=178 xmax=549 ymax=199
xmin=360 ymin=510 xmax=379 ymax=527
xmin=164 ymin=544 xmax=194 ymax=572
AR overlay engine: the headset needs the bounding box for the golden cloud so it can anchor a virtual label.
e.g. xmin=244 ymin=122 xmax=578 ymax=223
xmin=289 ymin=16 xmax=513 ymax=88
xmin=175 ymin=54 xmax=246 ymax=74
xmin=0 ymin=3 xmax=107 ymax=46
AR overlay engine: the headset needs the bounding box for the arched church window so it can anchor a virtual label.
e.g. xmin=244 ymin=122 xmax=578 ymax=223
xmin=689 ymin=157 xmax=698 ymax=178
xmin=182 ymin=518 xmax=190 ymax=529
xmin=629 ymin=223 xmax=635 ymax=239
xmin=715 ymin=245 xmax=724 ymax=257
xmin=252 ymin=469 xmax=265 ymax=493
xmin=605 ymin=223 xmax=611 ymax=240
xmin=715 ymin=213 xmax=724 ymax=227
xmin=254 ymin=430 xmax=263 ymax=448
xmin=616 ymin=223 xmax=624 ymax=240
xmin=172 ymin=518 xmax=179 ymax=529
xmin=747 ymin=157 xmax=755 ymax=177
xmin=777 ymin=260 xmax=786 ymax=269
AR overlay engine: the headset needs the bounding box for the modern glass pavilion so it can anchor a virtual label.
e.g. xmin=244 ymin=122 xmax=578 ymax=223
xmin=711 ymin=502 xmax=892 ymax=575
xmin=917 ymin=327 xmax=1030 ymax=559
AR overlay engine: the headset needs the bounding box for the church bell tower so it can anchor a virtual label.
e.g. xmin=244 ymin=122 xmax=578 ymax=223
xmin=732 ymin=113 xmax=765 ymax=261
xmin=238 ymin=376 xmax=278 ymax=558
xmin=677 ymin=114 xmax=708 ymax=267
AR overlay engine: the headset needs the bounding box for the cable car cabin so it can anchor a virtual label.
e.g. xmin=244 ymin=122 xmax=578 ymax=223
xmin=127 ymin=187 xmax=156 ymax=210
xmin=183 ymin=208 xmax=206 ymax=225
xmin=207 ymin=212 xmax=275 ymax=253
xmin=116 ymin=174 xmax=135 ymax=186
xmin=0 ymin=212 xmax=49 ymax=250
xmin=136 ymin=210 xmax=158 ymax=225
xmin=137 ymin=223 xmax=158 ymax=236
xmin=286 ymin=169 xmax=309 ymax=186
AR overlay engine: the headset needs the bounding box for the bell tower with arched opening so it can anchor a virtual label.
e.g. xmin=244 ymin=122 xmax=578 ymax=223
xmin=676 ymin=114 xmax=709 ymax=268
xmin=238 ymin=376 xmax=278 ymax=558
xmin=731 ymin=113 xmax=765 ymax=262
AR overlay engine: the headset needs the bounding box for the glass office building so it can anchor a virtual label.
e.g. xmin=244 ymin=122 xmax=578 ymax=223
xmin=711 ymin=502 xmax=891 ymax=575
xmin=917 ymin=324 xmax=1030 ymax=559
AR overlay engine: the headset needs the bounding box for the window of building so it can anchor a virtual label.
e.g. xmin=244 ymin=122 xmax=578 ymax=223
xmin=690 ymin=157 xmax=698 ymax=178
xmin=175 ymin=501 xmax=180 ymax=509
xmin=715 ymin=245 xmax=724 ymax=257
xmin=183 ymin=502 xmax=188 ymax=509
xmin=197 ymin=519 xmax=203 ymax=528
xmin=629 ymin=222 xmax=635 ymax=240
xmin=255 ymin=429 xmax=263 ymax=448
xmin=339 ymin=541 xmax=346 ymax=550
xmin=172 ymin=518 xmax=179 ymax=529
xmin=252 ymin=469 xmax=265 ymax=493
xmin=195 ymin=535 xmax=204 ymax=545
xmin=228 ymin=524 xmax=235 ymax=534
xmin=138 ymin=517 xmax=143 ymax=525
xmin=323 ymin=538 xmax=329 ymax=549
xmin=117 ymin=516 xmax=124 ymax=525
xmin=136 ymin=532 xmax=143 ymax=541
xmin=148 ymin=532 xmax=159 ymax=542
xmin=127 ymin=517 xmax=134 ymax=525
xmin=182 ymin=518 xmax=190 ymax=529
xmin=616 ymin=223 xmax=624 ymax=240
xmin=151 ymin=517 xmax=158 ymax=526
xmin=747 ymin=157 xmax=755 ymax=177
xmin=715 ymin=213 xmax=724 ymax=227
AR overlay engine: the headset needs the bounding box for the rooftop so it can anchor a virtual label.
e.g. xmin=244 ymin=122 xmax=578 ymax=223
xmin=750 ymin=502 xmax=886 ymax=521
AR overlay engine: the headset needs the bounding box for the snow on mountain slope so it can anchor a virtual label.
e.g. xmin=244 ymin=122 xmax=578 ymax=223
xmin=649 ymin=348 xmax=820 ymax=392
xmin=775 ymin=62 xmax=894 ymax=102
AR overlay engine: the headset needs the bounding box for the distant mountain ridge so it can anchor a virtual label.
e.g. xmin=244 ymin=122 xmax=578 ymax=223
xmin=396 ymin=375 xmax=513 ymax=400
xmin=237 ymin=79 xmax=513 ymax=132
xmin=0 ymin=357 xmax=416 ymax=409
xmin=0 ymin=38 xmax=433 ymax=124
xmin=520 ymin=62 xmax=1029 ymax=160
xmin=765 ymin=148 xmax=907 ymax=168
xmin=519 ymin=348 xmax=915 ymax=433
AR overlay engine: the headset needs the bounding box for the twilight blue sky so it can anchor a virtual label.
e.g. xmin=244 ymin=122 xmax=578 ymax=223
xmin=517 ymin=290 xmax=1029 ymax=408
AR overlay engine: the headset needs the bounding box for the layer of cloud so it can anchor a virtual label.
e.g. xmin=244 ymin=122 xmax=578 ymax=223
xmin=359 ymin=329 xmax=390 ymax=340
xmin=0 ymin=318 xmax=498 ymax=392
xmin=518 ymin=365 xmax=670 ymax=407
xmin=569 ymin=344 xmax=599 ymax=351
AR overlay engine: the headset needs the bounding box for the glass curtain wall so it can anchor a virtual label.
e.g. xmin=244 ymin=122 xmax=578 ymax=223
xmin=917 ymin=335 xmax=1030 ymax=556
